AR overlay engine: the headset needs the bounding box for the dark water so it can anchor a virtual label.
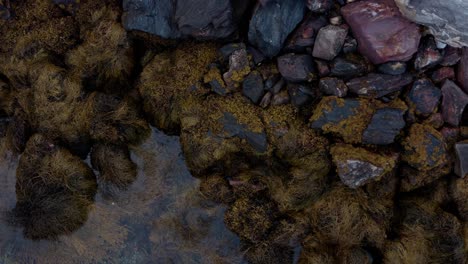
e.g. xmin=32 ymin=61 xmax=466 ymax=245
xmin=0 ymin=128 xmax=245 ymax=264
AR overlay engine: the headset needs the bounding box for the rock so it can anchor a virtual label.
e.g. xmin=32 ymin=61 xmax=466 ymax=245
xmin=431 ymin=67 xmax=455 ymax=83
xmin=407 ymin=78 xmax=441 ymax=116
xmin=204 ymin=65 xmax=228 ymax=96
xmin=440 ymin=46 xmax=461 ymax=67
xmin=271 ymin=90 xmax=290 ymax=106
xmin=414 ymin=36 xmax=443 ymax=72
xmin=319 ymin=77 xmax=348 ymax=97
xmin=260 ymin=92 xmax=272 ymax=108
xmin=458 ymin=48 xmax=468 ymax=93
xmin=441 ymin=80 xmax=468 ymax=127
xmin=312 ymin=25 xmax=348 ymax=61
xmin=330 ymin=144 xmax=398 ymax=188
xmin=277 ymin=54 xmax=316 ymax=82
xmin=247 ymin=46 xmax=266 ymax=65
xmin=222 ymin=112 xmax=268 ymax=153
xmin=342 ymin=0 xmax=420 ymax=64
xmin=425 ymin=113 xmax=444 ymax=129
xmin=346 ymin=73 xmax=413 ymax=98
xmin=395 ymin=0 xmax=468 ymax=48
xmin=342 ymin=36 xmax=358 ymax=54
xmin=362 ymin=108 xmax=406 ymax=145
xmin=378 ymin=62 xmax=407 ymax=75
xmin=242 ymin=71 xmax=265 ymax=104
xmin=223 ymin=48 xmax=251 ymax=90
xmin=330 ymin=54 xmax=368 ymax=79
xmin=287 ymin=83 xmax=314 ymax=107
xmin=329 ymin=15 xmax=343 ymax=26
xmin=284 ymin=14 xmax=327 ymax=52
xmin=122 ymin=0 xmax=237 ymax=39
xmin=270 ymin=78 xmax=285 ymax=94
xmin=307 ymin=0 xmax=332 ymax=13
xmin=455 ymin=142 xmax=468 ymax=178
xmin=315 ymin=59 xmax=330 ymax=77
xmin=248 ymin=0 xmax=306 ymax=57
xmin=219 ymin=43 xmax=246 ymax=61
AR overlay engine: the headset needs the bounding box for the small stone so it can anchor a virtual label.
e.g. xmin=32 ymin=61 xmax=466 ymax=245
xmin=330 ymin=143 xmax=398 ymax=188
xmin=458 ymin=48 xmax=468 ymax=93
xmin=204 ymin=65 xmax=228 ymax=96
xmin=248 ymin=0 xmax=306 ymax=57
xmin=313 ymin=25 xmax=348 ymax=61
xmin=378 ymin=62 xmax=407 ymax=75
xmin=431 ymin=67 xmax=455 ymax=83
xmin=264 ymin=75 xmax=280 ymax=91
xmin=260 ymin=92 xmax=272 ymax=108
xmin=277 ymin=54 xmax=316 ymax=82
xmin=271 ymin=90 xmax=290 ymax=106
xmin=440 ymin=46 xmax=461 ymax=66
xmin=247 ymin=46 xmax=266 ymax=65
xmin=330 ymin=54 xmax=368 ymax=79
xmin=406 ymin=78 xmax=441 ymax=116
xmin=362 ymin=108 xmax=406 ymax=145
xmin=285 ymin=14 xmax=327 ymax=52
xmin=219 ymin=43 xmax=246 ymax=61
xmin=242 ymin=71 xmax=265 ymax=104
xmin=315 ymin=60 xmax=330 ymax=77
xmin=346 ymin=73 xmax=413 ymax=98
xmin=342 ymin=0 xmax=421 ymax=64
xmin=223 ymin=49 xmax=251 ymax=90
xmin=270 ymin=78 xmax=285 ymax=94
xmin=288 ymin=83 xmax=314 ymax=107
xmin=441 ymin=80 xmax=468 ymax=126
xmin=414 ymin=36 xmax=443 ymax=72
xmin=307 ymin=0 xmax=333 ymax=13
xmin=319 ymin=77 xmax=348 ymax=97
xmin=342 ymin=37 xmax=358 ymax=54
xmin=454 ymin=142 xmax=468 ymax=178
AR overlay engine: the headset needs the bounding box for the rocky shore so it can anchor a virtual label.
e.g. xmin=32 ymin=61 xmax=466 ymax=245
xmin=0 ymin=0 xmax=467 ymax=263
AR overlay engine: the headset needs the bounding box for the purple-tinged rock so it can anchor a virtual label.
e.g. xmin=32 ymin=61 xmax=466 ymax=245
xmin=277 ymin=54 xmax=315 ymax=82
xmin=319 ymin=77 xmax=348 ymax=97
xmin=458 ymin=48 xmax=468 ymax=94
xmin=243 ymin=71 xmax=265 ymax=104
xmin=431 ymin=67 xmax=455 ymax=84
xmin=378 ymin=62 xmax=407 ymax=76
xmin=414 ymin=36 xmax=443 ymax=72
xmin=315 ymin=60 xmax=330 ymax=77
xmin=307 ymin=0 xmax=332 ymax=13
xmin=346 ymin=73 xmax=413 ymax=98
xmin=362 ymin=108 xmax=406 ymax=145
xmin=284 ymin=14 xmax=327 ymax=52
xmin=288 ymin=83 xmax=314 ymax=107
xmin=341 ymin=0 xmax=421 ymax=64
xmin=331 ymin=144 xmax=398 ymax=188
xmin=407 ymin=78 xmax=441 ymax=116
xmin=312 ymin=25 xmax=348 ymax=61
xmin=223 ymin=48 xmax=251 ymax=90
xmin=330 ymin=54 xmax=368 ymax=79
xmin=441 ymin=80 xmax=468 ymax=127
xmin=441 ymin=46 xmax=461 ymax=67
xmin=455 ymin=142 xmax=468 ymax=178
xmin=248 ymin=0 xmax=306 ymax=58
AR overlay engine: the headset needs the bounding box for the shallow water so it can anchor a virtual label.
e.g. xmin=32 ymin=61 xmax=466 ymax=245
xmin=0 ymin=128 xmax=245 ymax=264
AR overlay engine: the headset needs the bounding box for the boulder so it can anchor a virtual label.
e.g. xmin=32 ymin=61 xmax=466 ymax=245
xmin=341 ymin=0 xmax=420 ymax=64
xmin=284 ymin=14 xmax=327 ymax=52
xmin=330 ymin=54 xmax=368 ymax=79
xmin=414 ymin=36 xmax=443 ymax=72
xmin=431 ymin=67 xmax=455 ymax=84
xmin=307 ymin=0 xmax=333 ymax=13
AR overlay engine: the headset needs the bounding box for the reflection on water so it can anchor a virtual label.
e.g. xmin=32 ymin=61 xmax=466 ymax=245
xmin=0 ymin=128 xmax=245 ymax=264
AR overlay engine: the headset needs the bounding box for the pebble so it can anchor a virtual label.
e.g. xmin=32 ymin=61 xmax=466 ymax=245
xmin=407 ymin=78 xmax=441 ymax=116
xmin=312 ymin=25 xmax=348 ymax=61
xmin=441 ymin=80 xmax=468 ymax=126
xmin=277 ymin=54 xmax=316 ymax=82
xmin=242 ymin=71 xmax=265 ymax=104
xmin=319 ymin=77 xmax=348 ymax=97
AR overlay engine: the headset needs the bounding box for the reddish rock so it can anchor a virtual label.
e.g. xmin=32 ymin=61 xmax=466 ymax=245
xmin=425 ymin=113 xmax=444 ymax=129
xmin=285 ymin=14 xmax=327 ymax=52
xmin=346 ymin=73 xmax=413 ymax=98
xmin=455 ymin=142 xmax=468 ymax=178
xmin=458 ymin=47 xmax=468 ymax=93
xmin=277 ymin=54 xmax=316 ymax=82
xmin=414 ymin=36 xmax=443 ymax=71
xmin=407 ymin=78 xmax=441 ymax=116
xmin=312 ymin=25 xmax=348 ymax=61
xmin=441 ymin=80 xmax=468 ymax=126
xmin=341 ymin=0 xmax=421 ymax=64
xmin=440 ymin=46 xmax=461 ymax=66
xmin=319 ymin=77 xmax=348 ymax=97
xmin=431 ymin=67 xmax=455 ymax=83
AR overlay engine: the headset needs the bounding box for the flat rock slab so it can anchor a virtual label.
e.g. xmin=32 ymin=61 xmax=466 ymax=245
xmin=362 ymin=108 xmax=406 ymax=145
xmin=342 ymin=0 xmax=420 ymax=64
xmin=248 ymin=0 xmax=306 ymax=58
xmin=122 ymin=0 xmax=237 ymax=39
xmin=395 ymin=0 xmax=468 ymax=48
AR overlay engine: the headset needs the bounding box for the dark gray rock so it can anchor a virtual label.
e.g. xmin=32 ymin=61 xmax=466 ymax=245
xmin=310 ymin=98 xmax=361 ymax=129
xmin=277 ymin=54 xmax=315 ymax=82
xmin=441 ymin=80 xmax=468 ymax=127
xmin=395 ymin=0 xmax=468 ymax=48
xmin=319 ymin=77 xmax=348 ymax=97
xmin=455 ymin=142 xmax=468 ymax=178
xmin=330 ymin=54 xmax=368 ymax=79
xmin=407 ymin=78 xmax=441 ymax=116
xmin=378 ymin=62 xmax=407 ymax=75
xmin=122 ymin=0 xmax=237 ymax=39
xmin=248 ymin=0 xmax=306 ymax=57
xmin=312 ymin=25 xmax=348 ymax=61
xmin=223 ymin=48 xmax=251 ymax=90
xmin=362 ymin=108 xmax=406 ymax=145
xmin=346 ymin=73 xmax=413 ymax=98
xmin=243 ymin=71 xmax=265 ymax=104
xmin=414 ymin=36 xmax=443 ymax=72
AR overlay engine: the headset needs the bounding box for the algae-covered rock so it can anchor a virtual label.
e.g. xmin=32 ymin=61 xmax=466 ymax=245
xmin=330 ymin=144 xmax=398 ymax=188
xmin=14 ymin=134 xmax=97 ymax=239
xmin=199 ymin=172 xmax=234 ymax=204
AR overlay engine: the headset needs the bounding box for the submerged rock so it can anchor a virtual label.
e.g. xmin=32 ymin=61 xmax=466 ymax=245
xmin=277 ymin=53 xmax=315 ymax=82
xmin=395 ymin=0 xmax=468 ymax=48
xmin=341 ymin=0 xmax=420 ymax=64
xmin=407 ymin=78 xmax=441 ymax=116
xmin=346 ymin=73 xmax=413 ymax=98
xmin=455 ymin=142 xmax=468 ymax=178
xmin=248 ymin=0 xmax=306 ymax=57
xmin=331 ymin=144 xmax=397 ymax=188
xmin=441 ymin=80 xmax=468 ymax=127
xmin=312 ymin=25 xmax=348 ymax=61
xmin=362 ymin=107 xmax=406 ymax=145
